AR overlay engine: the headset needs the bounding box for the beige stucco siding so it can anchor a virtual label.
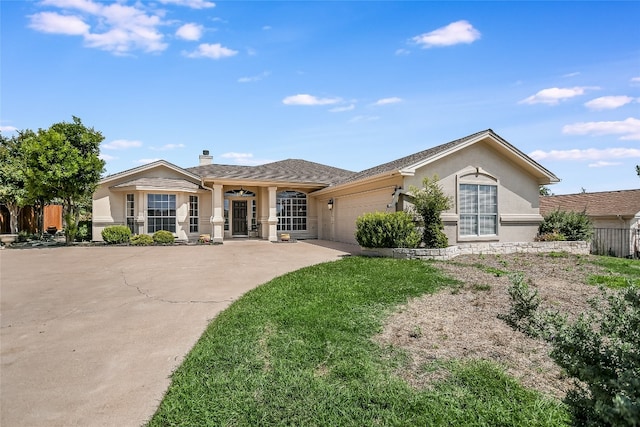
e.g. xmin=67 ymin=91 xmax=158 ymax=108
xmin=402 ymin=141 xmax=543 ymax=244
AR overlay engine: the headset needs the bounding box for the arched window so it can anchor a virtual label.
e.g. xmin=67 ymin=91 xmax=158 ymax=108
xmin=277 ymin=191 xmax=307 ymax=231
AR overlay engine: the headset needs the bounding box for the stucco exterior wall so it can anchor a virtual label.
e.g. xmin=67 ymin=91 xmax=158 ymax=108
xmin=404 ymin=141 xmax=543 ymax=244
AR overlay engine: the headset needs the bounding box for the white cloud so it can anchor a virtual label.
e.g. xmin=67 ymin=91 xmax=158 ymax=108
xmin=395 ymin=48 xmax=410 ymax=56
xmin=262 ymin=25 xmax=272 ymax=30
xmin=219 ymin=152 xmax=269 ymax=166
xmin=630 ymin=76 xmax=640 ymax=84
xmin=585 ymin=96 xmax=635 ymax=111
xmin=348 ymin=115 xmax=380 ymax=123
xmin=150 ymin=143 xmax=185 ymax=151
xmin=102 ymin=139 xmax=143 ymax=150
xmin=519 ymin=86 xmax=599 ymax=105
xmin=0 ymin=125 xmax=18 ymax=133
xmin=135 ymin=158 xmax=161 ymax=164
xmin=529 ymin=147 xmax=640 ymax=161
xmin=176 ymin=23 xmax=203 ymax=41
xmin=29 ymin=12 xmax=90 ymax=35
xmin=412 ymin=20 xmax=480 ymax=48
xmin=282 ymin=94 xmax=341 ymax=106
xmin=99 ymin=153 xmax=117 ymax=161
xmin=30 ymin=1 xmax=168 ymax=54
xmin=373 ymin=97 xmax=402 ymax=106
xmin=238 ymin=71 xmax=270 ymax=83
xmin=588 ymin=161 xmax=622 ymax=168
xmin=157 ymin=0 xmax=215 ymax=9
xmin=562 ymin=117 xmax=640 ymax=140
xmin=329 ymin=104 xmax=355 ymax=113
xmin=184 ymin=43 xmax=238 ymax=59
xmin=562 ymin=72 xmax=580 ymax=78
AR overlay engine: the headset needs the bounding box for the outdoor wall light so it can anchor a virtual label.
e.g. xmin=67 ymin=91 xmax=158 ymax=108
xmin=327 ymin=199 xmax=334 ymax=210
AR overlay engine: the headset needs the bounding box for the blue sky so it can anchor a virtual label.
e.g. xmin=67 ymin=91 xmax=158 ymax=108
xmin=2 ymin=0 xmax=639 ymax=195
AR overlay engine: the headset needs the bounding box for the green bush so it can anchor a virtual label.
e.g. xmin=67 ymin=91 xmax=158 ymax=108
xmin=101 ymin=225 xmax=131 ymax=244
xmin=75 ymin=220 xmax=92 ymax=242
xmin=501 ymin=277 xmax=640 ymax=426
xmin=409 ymin=175 xmax=451 ymax=248
xmin=538 ymin=209 xmax=593 ymax=241
xmin=535 ymin=231 xmax=566 ymax=242
xmin=130 ymin=234 xmax=153 ymax=246
xmin=355 ymin=211 xmax=420 ymax=248
xmin=153 ymin=230 xmax=175 ymax=245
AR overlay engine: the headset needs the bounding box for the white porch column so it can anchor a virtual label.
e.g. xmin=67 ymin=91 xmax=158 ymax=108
xmin=211 ymin=184 xmax=224 ymax=243
xmin=267 ymin=186 xmax=278 ymax=242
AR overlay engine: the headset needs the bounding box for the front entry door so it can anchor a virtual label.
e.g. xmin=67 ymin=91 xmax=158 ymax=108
xmin=232 ymin=201 xmax=248 ymax=235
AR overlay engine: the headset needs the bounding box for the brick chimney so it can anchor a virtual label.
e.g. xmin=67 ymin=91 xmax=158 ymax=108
xmin=199 ymin=150 xmax=212 ymax=165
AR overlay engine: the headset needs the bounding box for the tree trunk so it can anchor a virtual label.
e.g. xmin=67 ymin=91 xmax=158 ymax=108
xmin=6 ymin=203 xmax=21 ymax=234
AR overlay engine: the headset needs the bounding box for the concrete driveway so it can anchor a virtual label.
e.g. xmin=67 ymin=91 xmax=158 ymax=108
xmin=0 ymin=240 xmax=357 ymax=426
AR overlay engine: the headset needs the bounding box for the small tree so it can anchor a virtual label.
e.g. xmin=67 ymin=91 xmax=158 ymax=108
xmin=24 ymin=117 xmax=105 ymax=244
xmin=538 ymin=209 xmax=593 ymax=241
xmin=409 ymin=175 xmax=452 ymax=248
xmin=0 ymin=131 xmax=34 ymax=234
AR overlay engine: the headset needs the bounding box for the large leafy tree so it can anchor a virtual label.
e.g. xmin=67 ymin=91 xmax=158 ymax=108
xmin=0 ymin=131 xmax=35 ymax=234
xmin=24 ymin=117 xmax=105 ymax=244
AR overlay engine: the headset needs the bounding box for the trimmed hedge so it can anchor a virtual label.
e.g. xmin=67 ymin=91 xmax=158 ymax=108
xmin=153 ymin=230 xmax=175 ymax=244
xmin=101 ymin=225 xmax=131 ymax=244
xmin=355 ymin=211 xmax=420 ymax=249
xmin=131 ymin=234 xmax=154 ymax=246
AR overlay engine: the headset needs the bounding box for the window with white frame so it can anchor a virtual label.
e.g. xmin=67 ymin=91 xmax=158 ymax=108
xmin=276 ymin=191 xmax=307 ymax=231
xmin=460 ymin=184 xmax=497 ymax=236
xmin=189 ymin=195 xmax=199 ymax=233
xmin=147 ymin=194 xmax=176 ymax=233
xmin=126 ymin=194 xmax=135 ymax=233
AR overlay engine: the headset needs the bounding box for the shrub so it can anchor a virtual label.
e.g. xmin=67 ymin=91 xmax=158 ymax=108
xmin=130 ymin=234 xmax=153 ymax=246
xmin=75 ymin=220 xmax=92 ymax=242
xmin=101 ymin=225 xmax=131 ymax=244
xmin=538 ymin=209 xmax=593 ymax=241
xmin=153 ymin=230 xmax=175 ymax=245
xmin=409 ymin=175 xmax=451 ymax=248
xmin=501 ymin=276 xmax=640 ymax=426
xmin=535 ymin=231 xmax=566 ymax=242
xmin=355 ymin=211 xmax=421 ymax=248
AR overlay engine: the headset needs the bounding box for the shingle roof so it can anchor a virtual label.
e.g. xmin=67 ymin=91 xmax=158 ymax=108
xmin=339 ymin=129 xmax=491 ymax=184
xmin=540 ymin=189 xmax=640 ymax=218
xmin=111 ymin=177 xmax=202 ymax=191
xmin=187 ymin=159 xmax=354 ymax=185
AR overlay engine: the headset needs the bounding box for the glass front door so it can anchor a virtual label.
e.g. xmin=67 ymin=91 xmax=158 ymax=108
xmin=232 ymin=200 xmax=248 ymax=235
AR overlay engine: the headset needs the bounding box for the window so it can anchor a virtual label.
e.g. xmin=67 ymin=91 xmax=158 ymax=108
xmin=224 ymin=199 xmax=229 ymax=231
xmin=189 ymin=195 xmax=199 ymax=233
xmin=277 ymin=191 xmax=307 ymax=231
xmin=460 ymin=184 xmax=497 ymax=236
xmin=147 ymin=194 xmax=176 ymax=233
xmin=126 ymin=194 xmax=135 ymax=234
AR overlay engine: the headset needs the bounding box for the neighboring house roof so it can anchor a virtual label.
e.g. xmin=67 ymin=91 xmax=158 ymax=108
xmin=540 ymin=189 xmax=640 ymax=218
xmin=331 ymin=129 xmax=559 ymax=187
xmin=110 ymin=177 xmax=203 ymax=192
xmin=187 ymin=159 xmax=354 ymax=185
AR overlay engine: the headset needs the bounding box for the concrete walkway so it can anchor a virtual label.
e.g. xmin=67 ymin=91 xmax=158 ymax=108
xmin=0 ymin=240 xmax=358 ymax=426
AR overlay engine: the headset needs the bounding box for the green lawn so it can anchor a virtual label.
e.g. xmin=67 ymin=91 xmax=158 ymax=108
xmin=149 ymin=257 xmax=568 ymax=426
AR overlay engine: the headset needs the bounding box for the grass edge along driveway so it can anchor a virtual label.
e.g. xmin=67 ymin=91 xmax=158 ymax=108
xmin=149 ymin=256 xmax=569 ymax=426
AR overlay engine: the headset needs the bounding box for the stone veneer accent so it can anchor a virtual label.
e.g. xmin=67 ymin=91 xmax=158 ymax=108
xmin=361 ymin=241 xmax=590 ymax=261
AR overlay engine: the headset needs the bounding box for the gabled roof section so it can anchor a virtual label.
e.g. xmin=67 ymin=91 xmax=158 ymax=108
xmin=335 ymin=129 xmax=559 ymax=186
xmin=540 ymin=189 xmax=640 ymax=218
xmin=110 ymin=177 xmax=202 ymax=192
xmin=187 ymin=159 xmax=354 ymax=185
xmin=100 ymin=160 xmax=201 ymax=184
